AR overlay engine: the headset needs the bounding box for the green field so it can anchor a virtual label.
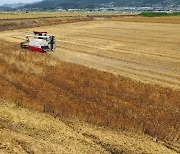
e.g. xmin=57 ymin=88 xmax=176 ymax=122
xmin=140 ymin=12 xmax=180 ymax=17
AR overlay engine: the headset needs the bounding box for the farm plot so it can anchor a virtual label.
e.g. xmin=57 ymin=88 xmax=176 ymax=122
xmin=0 ymin=19 xmax=180 ymax=149
xmin=0 ymin=20 xmax=180 ymax=89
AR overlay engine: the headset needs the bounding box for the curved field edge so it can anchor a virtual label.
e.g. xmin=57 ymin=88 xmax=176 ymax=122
xmin=0 ymin=40 xmax=179 ymax=146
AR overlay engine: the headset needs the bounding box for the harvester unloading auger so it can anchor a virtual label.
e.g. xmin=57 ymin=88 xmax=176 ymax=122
xmin=20 ymin=31 xmax=56 ymax=53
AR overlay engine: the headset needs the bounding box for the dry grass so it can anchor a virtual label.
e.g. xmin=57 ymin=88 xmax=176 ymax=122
xmin=0 ymin=12 xmax=134 ymax=32
xmin=0 ymin=13 xmax=179 ymax=33
xmin=48 ymin=20 xmax=180 ymax=90
xmin=110 ymin=16 xmax=180 ymax=24
xmin=0 ymin=12 xmax=126 ymax=19
xmin=0 ymin=12 xmax=179 ymax=24
xmin=1 ymin=102 xmax=178 ymax=154
xmin=0 ymin=12 xmax=74 ymax=19
xmin=0 ymin=102 xmax=108 ymax=154
xmin=0 ymin=16 xmax=94 ymax=32
xmin=1 ymin=20 xmax=179 ymax=90
xmin=0 ymin=40 xmax=179 ymax=143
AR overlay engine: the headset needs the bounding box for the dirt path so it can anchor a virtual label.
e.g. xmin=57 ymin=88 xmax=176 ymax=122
xmin=0 ymin=101 xmax=178 ymax=154
xmin=0 ymin=20 xmax=179 ymax=90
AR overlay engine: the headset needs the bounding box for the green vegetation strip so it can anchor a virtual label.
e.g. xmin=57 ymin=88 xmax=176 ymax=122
xmin=140 ymin=12 xmax=180 ymax=17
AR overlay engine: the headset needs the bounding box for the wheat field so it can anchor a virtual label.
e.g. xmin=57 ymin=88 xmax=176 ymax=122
xmin=0 ymin=12 xmax=123 ymax=19
xmin=0 ymin=40 xmax=179 ymax=143
xmin=1 ymin=101 xmax=178 ymax=154
xmin=0 ymin=16 xmax=180 ymax=152
xmin=1 ymin=19 xmax=180 ymax=90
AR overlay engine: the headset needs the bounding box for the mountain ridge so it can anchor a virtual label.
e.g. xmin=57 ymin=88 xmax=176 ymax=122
xmin=1 ymin=3 xmax=27 ymax=8
xmin=22 ymin=0 xmax=180 ymax=9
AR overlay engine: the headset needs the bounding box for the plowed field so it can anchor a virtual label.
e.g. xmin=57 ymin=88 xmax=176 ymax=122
xmin=0 ymin=20 xmax=179 ymax=90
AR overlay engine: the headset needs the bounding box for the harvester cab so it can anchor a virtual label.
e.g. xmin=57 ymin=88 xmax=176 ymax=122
xmin=20 ymin=31 xmax=56 ymax=53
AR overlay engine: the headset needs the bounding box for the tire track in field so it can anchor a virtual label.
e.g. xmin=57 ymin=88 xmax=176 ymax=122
xmin=55 ymin=50 xmax=180 ymax=89
xmin=58 ymin=33 xmax=179 ymax=56
xmin=73 ymin=25 xmax=180 ymax=47
xmin=54 ymin=20 xmax=180 ymax=89
xmin=71 ymin=33 xmax=180 ymax=52
xmin=58 ymin=39 xmax=180 ymax=62
xmin=91 ymin=27 xmax=180 ymax=44
xmin=3 ymin=34 xmax=180 ymax=89
xmin=0 ymin=20 xmax=179 ymax=89
xmin=56 ymin=46 xmax=180 ymax=89
xmin=58 ymin=39 xmax=180 ymax=72
xmin=58 ymin=41 xmax=180 ymax=76
xmin=66 ymin=33 xmax=180 ymax=56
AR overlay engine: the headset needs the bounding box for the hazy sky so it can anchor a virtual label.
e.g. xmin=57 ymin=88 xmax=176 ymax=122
xmin=0 ymin=0 xmax=40 ymax=5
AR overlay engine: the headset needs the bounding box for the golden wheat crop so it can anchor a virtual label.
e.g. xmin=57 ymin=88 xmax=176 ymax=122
xmin=3 ymin=19 xmax=179 ymax=89
xmin=0 ymin=13 xmax=179 ymax=33
xmin=0 ymin=40 xmax=179 ymax=143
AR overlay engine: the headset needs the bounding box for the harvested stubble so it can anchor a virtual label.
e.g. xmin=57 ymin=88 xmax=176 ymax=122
xmin=0 ymin=40 xmax=179 ymax=142
xmin=0 ymin=15 xmax=179 ymax=33
xmin=0 ymin=16 xmax=94 ymax=32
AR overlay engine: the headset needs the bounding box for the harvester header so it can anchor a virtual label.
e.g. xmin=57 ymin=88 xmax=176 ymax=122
xmin=20 ymin=31 xmax=56 ymax=53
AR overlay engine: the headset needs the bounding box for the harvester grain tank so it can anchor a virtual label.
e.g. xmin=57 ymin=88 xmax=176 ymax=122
xmin=20 ymin=31 xmax=56 ymax=53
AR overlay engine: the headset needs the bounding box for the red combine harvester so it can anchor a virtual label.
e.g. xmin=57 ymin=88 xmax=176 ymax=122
xmin=20 ymin=31 xmax=56 ymax=53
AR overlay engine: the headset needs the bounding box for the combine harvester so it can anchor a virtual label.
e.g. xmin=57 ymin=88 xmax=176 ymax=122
xmin=20 ymin=31 xmax=56 ymax=53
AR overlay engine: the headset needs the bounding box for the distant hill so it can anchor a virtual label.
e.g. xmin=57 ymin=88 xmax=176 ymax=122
xmin=0 ymin=6 xmax=13 ymax=11
xmin=1 ymin=3 xmax=27 ymax=8
xmin=22 ymin=0 xmax=180 ymax=9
